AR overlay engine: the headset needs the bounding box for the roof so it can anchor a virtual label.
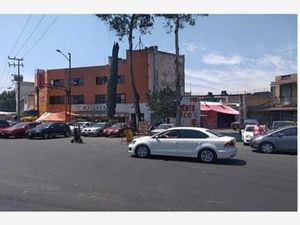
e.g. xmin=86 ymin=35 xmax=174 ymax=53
xmin=200 ymin=102 xmax=239 ymax=115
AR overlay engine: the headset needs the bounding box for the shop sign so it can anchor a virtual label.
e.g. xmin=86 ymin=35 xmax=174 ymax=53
xmin=72 ymin=104 xmax=107 ymax=112
xmin=180 ymin=96 xmax=201 ymax=127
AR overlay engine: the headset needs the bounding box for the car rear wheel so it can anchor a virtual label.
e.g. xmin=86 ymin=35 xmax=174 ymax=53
xmin=199 ymin=149 xmax=217 ymax=163
xmin=65 ymin=131 xmax=70 ymax=137
xmin=43 ymin=133 xmax=49 ymax=139
xmin=136 ymin=145 xmax=150 ymax=158
xmin=259 ymin=142 xmax=274 ymax=153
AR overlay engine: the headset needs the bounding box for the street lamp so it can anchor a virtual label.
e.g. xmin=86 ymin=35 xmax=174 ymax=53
xmin=56 ymin=49 xmax=72 ymax=122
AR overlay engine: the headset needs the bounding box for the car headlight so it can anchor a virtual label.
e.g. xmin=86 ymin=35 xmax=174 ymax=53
xmin=130 ymin=140 xmax=136 ymax=144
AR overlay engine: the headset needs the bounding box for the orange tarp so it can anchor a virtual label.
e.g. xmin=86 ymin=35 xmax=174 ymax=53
xmin=36 ymin=111 xmax=66 ymax=122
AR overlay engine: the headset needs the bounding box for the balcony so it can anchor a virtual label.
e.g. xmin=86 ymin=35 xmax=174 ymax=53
xmin=273 ymin=97 xmax=297 ymax=107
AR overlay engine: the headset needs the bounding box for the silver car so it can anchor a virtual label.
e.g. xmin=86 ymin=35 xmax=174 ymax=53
xmin=81 ymin=122 xmax=109 ymax=137
xmin=250 ymin=126 xmax=297 ymax=153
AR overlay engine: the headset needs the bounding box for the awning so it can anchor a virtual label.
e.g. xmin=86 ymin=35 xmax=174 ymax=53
xmin=200 ymin=103 xmax=239 ymax=115
xmin=36 ymin=112 xmax=66 ymax=122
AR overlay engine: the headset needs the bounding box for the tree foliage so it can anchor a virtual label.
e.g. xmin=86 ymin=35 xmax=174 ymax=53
xmin=146 ymin=87 xmax=176 ymax=122
xmin=0 ymin=90 xmax=16 ymax=112
xmin=159 ymin=14 xmax=208 ymax=126
xmin=107 ymin=42 xmax=119 ymax=121
xmin=95 ymin=14 xmax=154 ymax=123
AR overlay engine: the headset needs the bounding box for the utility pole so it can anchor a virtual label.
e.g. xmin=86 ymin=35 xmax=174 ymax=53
xmin=8 ymin=57 xmax=23 ymax=122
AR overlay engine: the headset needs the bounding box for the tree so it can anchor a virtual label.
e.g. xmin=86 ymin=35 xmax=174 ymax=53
xmin=95 ymin=14 xmax=154 ymax=126
xmin=0 ymin=90 xmax=16 ymax=112
xmin=146 ymin=87 xmax=176 ymax=123
xmin=106 ymin=42 xmax=119 ymax=121
xmin=159 ymin=14 xmax=208 ymax=126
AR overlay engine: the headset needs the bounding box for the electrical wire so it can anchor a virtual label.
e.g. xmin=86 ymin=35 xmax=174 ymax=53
xmin=14 ymin=14 xmax=46 ymax=57
xmin=22 ymin=15 xmax=60 ymax=58
xmin=8 ymin=15 xmax=32 ymax=57
xmin=0 ymin=15 xmax=32 ymax=87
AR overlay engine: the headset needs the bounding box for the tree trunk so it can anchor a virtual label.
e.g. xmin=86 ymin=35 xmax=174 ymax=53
xmin=128 ymin=15 xmax=142 ymax=129
xmin=107 ymin=42 xmax=119 ymax=121
xmin=175 ymin=17 xmax=181 ymax=126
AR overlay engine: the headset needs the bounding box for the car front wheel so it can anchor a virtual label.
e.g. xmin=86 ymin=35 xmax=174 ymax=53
xmin=65 ymin=131 xmax=70 ymax=137
xmin=199 ymin=149 xmax=217 ymax=163
xmin=259 ymin=142 xmax=274 ymax=153
xmin=43 ymin=133 xmax=49 ymax=139
xmin=136 ymin=145 xmax=150 ymax=158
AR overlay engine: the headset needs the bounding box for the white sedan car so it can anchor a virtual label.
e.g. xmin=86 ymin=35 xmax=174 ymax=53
xmin=128 ymin=127 xmax=237 ymax=163
xmin=241 ymin=125 xmax=255 ymax=145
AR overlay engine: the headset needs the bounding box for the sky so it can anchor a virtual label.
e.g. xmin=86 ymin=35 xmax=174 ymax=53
xmin=0 ymin=14 xmax=297 ymax=95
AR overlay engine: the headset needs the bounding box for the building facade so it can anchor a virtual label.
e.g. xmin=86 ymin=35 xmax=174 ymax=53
xmin=35 ymin=46 xmax=185 ymax=124
xmin=256 ymin=73 xmax=297 ymax=124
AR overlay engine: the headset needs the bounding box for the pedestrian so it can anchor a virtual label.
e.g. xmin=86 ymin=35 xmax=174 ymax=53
xmin=254 ymin=123 xmax=263 ymax=136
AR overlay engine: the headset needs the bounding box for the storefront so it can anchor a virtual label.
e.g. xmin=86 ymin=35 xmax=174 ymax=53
xmin=200 ymin=102 xmax=239 ymax=129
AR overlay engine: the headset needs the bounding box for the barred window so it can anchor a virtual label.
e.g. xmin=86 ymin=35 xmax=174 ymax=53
xmin=96 ymin=76 xmax=108 ymax=85
xmin=51 ymin=79 xmax=64 ymax=87
xmin=117 ymin=93 xmax=126 ymax=103
xmin=72 ymin=78 xmax=84 ymax=86
xmin=49 ymin=96 xmax=64 ymax=104
xmin=95 ymin=95 xmax=107 ymax=103
xmin=71 ymin=95 xmax=84 ymax=104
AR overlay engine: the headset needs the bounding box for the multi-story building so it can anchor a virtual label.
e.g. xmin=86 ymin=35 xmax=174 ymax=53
xmin=257 ymin=73 xmax=297 ymax=124
xmin=15 ymin=81 xmax=35 ymax=114
xmin=35 ymin=46 xmax=184 ymax=124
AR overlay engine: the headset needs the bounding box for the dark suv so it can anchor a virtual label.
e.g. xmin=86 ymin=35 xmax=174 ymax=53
xmin=26 ymin=122 xmax=71 ymax=139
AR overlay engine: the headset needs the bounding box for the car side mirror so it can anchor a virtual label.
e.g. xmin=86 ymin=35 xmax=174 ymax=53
xmin=278 ymin=133 xmax=283 ymax=138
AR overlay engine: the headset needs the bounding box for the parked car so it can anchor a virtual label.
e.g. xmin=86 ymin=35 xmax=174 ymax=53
xmin=149 ymin=123 xmax=175 ymax=135
xmin=128 ymin=127 xmax=237 ymax=163
xmin=241 ymin=124 xmax=255 ymax=145
xmin=0 ymin=122 xmax=40 ymax=138
xmin=26 ymin=122 xmax=71 ymax=139
xmin=0 ymin=119 xmax=10 ymax=129
xmin=103 ymin=123 xmax=127 ymax=137
xmin=239 ymin=118 xmax=258 ymax=135
xmin=230 ymin=121 xmax=240 ymax=130
xmin=69 ymin=121 xmax=94 ymax=135
xmin=249 ymin=126 xmax=297 ymax=154
xmin=270 ymin=120 xmax=296 ymax=130
xmin=81 ymin=122 xmax=110 ymax=137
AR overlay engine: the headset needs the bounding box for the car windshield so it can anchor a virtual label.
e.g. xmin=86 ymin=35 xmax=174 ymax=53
xmin=12 ymin=122 xmax=28 ymax=128
xmin=244 ymin=119 xmax=258 ymax=124
xmin=92 ymin=123 xmax=106 ymax=128
xmin=245 ymin=126 xmax=255 ymax=132
xmin=35 ymin=123 xmax=52 ymax=128
xmin=157 ymin=124 xmax=173 ymax=129
xmin=205 ymin=130 xmax=224 ymax=137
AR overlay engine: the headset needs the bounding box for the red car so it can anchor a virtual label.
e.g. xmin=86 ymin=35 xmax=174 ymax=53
xmin=0 ymin=122 xmax=40 ymax=138
xmin=103 ymin=123 xmax=127 ymax=137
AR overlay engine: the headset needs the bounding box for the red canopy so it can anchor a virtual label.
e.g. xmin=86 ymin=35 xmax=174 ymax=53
xmin=200 ymin=103 xmax=239 ymax=115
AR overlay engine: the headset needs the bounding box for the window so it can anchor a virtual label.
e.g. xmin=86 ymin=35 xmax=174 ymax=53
xmin=159 ymin=130 xmax=178 ymax=139
xmin=51 ymin=79 xmax=64 ymax=87
xmin=117 ymin=75 xmax=125 ymax=84
xmin=178 ymin=129 xmax=209 ymax=139
xmin=281 ymin=127 xmax=297 ymax=136
xmin=117 ymin=93 xmax=126 ymax=103
xmin=71 ymin=95 xmax=84 ymax=104
xmin=95 ymin=95 xmax=107 ymax=103
xmin=72 ymin=78 xmax=84 ymax=86
xmin=49 ymin=96 xmax=64 ymax=104
xmin=96 ymin=76 xmax=108 ymax=85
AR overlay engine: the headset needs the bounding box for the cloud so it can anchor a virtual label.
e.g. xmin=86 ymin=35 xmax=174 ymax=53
xmin=183 ymin=42 xmax=198 ymax=53
xmin=202 ymin=52 xmax=243 ymax=65
xmin=185 ymin=67 xmax=277 ymax=95
xmin=257 ymin=54 xmax=296 ymax=71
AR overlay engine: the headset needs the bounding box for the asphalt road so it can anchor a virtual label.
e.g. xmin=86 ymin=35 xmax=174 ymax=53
xmin=0 ymin=132 xmax=297 ymax=211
